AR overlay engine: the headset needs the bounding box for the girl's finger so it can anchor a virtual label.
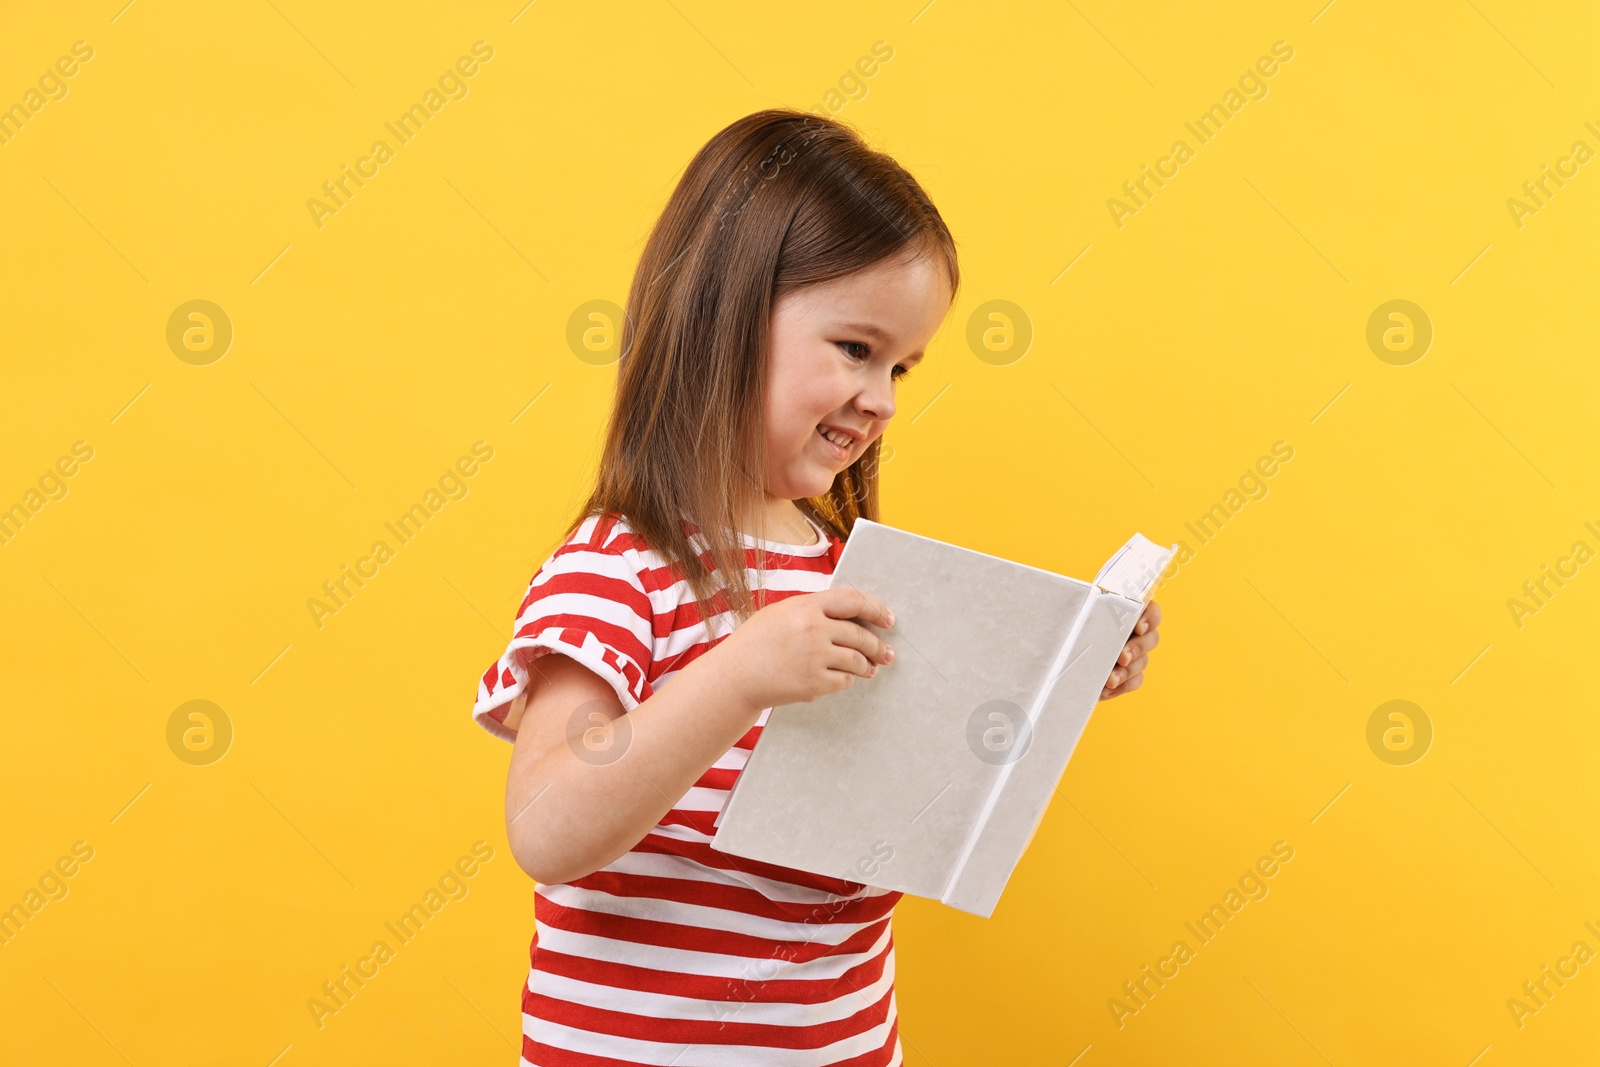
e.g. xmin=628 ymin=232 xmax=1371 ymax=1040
xmin=826 ymin=643 xmax=877 ymax=680
xmin=828 ymin=618 xmax=893 ymax=666
xmin=1107 ymin=654 xmax=1149 ymax=689
xmin=821 ymin=587 xmax=894 ymax=629
xmin=1136 ymin=601 xmax=1163 ymax=635
xmin=1117 ymin=628 xmax=1159 ymax=666
xmin=1105 ymin=664 xmax=1145 ymax=695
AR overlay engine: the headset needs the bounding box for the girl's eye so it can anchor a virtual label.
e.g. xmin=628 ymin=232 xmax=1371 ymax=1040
xmin=837 ymin=340 xmax=911 ymax=381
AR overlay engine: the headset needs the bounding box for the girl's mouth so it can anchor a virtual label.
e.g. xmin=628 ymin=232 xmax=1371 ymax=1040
xmin=816 ymin=424 xmax=852 ymax=461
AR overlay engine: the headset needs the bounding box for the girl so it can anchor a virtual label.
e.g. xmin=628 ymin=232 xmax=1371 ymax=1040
xmin=472 ymin=108 xmax=1163 ymax=1066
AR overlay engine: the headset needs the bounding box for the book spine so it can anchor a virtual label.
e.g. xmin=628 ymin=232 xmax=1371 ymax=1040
xmin=939 ymin=585 xmax=1103 ymax=903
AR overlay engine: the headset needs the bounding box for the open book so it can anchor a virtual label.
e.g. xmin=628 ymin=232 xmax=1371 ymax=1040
xmin=710 ymin=520 xmax=1175 ymax=918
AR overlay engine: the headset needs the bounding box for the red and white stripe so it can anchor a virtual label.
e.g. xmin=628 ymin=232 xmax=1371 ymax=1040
xmin=473 ymin=511 xmax=903 ymax=1066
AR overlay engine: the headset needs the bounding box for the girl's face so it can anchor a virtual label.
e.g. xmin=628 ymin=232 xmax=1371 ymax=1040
xmin=760 ymin=250 xmax=953 ymax=507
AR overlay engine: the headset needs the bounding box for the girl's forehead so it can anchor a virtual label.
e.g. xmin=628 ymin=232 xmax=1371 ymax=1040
xmin=792 ymin=256 xmax=952 ymax=316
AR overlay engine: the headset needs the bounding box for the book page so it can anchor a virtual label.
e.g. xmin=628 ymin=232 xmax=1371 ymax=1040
xmin=1094 ymin=532 xmax=1176 ymax=602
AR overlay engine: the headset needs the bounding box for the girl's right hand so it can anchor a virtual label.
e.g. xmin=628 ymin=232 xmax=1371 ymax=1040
xmin=712 ymin=588 xmax=897 ymax=712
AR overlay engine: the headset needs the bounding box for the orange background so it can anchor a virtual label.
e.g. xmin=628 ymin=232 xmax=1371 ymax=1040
xmin=1 ymin=1 xmax=1596 ymax=1063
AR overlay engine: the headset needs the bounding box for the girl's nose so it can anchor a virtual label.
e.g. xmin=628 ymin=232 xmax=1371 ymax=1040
xmin=855 ymin=375 xmax=896 ymax=421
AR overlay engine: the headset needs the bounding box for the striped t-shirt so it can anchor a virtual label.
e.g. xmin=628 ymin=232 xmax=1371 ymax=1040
xmin=473 ymin=509 xmax=904 ymax=1066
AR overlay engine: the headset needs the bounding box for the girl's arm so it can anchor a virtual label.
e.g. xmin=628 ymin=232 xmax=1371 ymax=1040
xmin=503 ymin=587 xmax=895 ymax=886
xmin=504 ymin=649 xmax=761 ymax=885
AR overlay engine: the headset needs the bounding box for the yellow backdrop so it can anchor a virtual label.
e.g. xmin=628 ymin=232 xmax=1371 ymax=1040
xmin=2 ymin=1 xmax=1596 ymax=1063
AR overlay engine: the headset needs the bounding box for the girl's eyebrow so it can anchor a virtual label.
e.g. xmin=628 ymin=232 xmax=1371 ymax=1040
xmin=835 ymin=321 xmax=893 ymax=341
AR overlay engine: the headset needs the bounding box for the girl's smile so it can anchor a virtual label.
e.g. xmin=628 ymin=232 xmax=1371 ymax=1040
xmin=815 ymin=422 xmax=863 ymax=462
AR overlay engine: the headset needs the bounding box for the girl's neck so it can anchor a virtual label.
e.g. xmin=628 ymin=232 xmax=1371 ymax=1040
xmin=739 ymin=498 xmax=819 ymax=547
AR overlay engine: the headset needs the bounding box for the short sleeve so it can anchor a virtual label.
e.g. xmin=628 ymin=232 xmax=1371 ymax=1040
xmin=471 ymin=534 xmax=657 ymax=743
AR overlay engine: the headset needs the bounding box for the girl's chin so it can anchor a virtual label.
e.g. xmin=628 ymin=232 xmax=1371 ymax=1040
xmin=777 ymin=465 xmax=841 ymax=498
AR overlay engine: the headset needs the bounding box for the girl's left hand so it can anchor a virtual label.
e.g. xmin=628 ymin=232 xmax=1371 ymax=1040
xmin=1101 ymin=600 xmax=1161 ymax=700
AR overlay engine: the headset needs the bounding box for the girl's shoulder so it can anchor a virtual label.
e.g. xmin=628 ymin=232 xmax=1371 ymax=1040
xmin=555 ymin=509 xmax=643 ymax=558
xmin=541 ymin=509 xmax=697 ymax=603
xmin=546 ymin=508 xmax=698 ymax=560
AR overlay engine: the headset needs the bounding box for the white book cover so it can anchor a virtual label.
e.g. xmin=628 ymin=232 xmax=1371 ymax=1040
xmin=710 ymin=519 xmax=1175 ymax=918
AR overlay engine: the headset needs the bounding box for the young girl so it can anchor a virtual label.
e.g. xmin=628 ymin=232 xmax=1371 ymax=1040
xmin=472 ymin=108 xmax=1162 ymax=1066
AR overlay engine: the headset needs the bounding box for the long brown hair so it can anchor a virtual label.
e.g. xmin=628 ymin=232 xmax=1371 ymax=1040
xmin=571 ymin=107 xmax=960 ymax=624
